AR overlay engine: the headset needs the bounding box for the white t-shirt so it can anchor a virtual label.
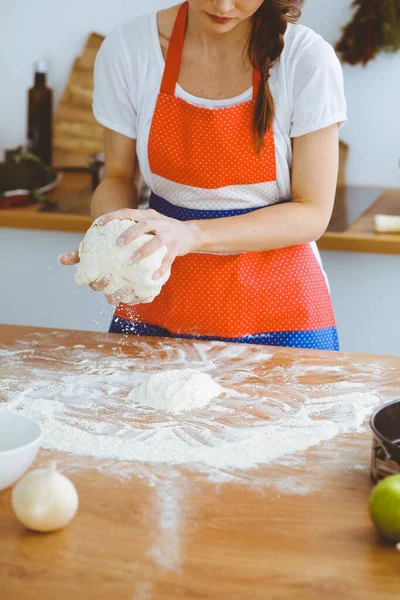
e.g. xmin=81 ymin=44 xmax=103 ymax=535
xmin=92 ymin=12 xmax=347 ymax=202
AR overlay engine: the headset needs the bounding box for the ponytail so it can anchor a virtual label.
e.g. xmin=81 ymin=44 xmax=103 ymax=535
xmin=248 ymin=0 xmax=304 ymax=152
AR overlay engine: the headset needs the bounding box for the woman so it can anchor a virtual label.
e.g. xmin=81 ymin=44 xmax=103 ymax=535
xmin=59 ymin=0 xmax=347 ymax=350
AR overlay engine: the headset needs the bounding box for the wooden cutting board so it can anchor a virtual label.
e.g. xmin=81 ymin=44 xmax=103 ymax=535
xmin=53 ymin=33 xmax=105 ymax=169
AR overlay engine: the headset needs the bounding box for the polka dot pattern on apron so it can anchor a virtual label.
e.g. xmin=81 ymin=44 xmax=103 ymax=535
xmin=116 ymin=245 xmax=336 ymax=339
xmin=148 ymin=94 xmax=277 ymax=189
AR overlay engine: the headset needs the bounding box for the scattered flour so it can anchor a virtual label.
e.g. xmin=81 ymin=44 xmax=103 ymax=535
xmin=0 ymin=335 xmax=394 ymax=486
xmin=8 ymin=391 xmax=378 ymax=471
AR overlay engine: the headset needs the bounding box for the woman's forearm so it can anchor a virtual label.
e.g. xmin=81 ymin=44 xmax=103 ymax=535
xmin=192 ymin=199 xmax=331 ymax=253
xmin=191 ymin=125 xmax=339 ymax=254
xmin=91 ymin=176 xmax=138 ymax=221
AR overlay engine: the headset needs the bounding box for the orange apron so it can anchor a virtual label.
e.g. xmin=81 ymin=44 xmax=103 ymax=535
xmin=111 ymin=1 xmax=338 ymax=350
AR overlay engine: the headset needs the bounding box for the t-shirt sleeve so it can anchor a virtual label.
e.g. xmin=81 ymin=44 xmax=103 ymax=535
xmin=92 ymin=24 xmax=137 ymax=139
xmin=290 ymin=37 xmax=347 ymax=138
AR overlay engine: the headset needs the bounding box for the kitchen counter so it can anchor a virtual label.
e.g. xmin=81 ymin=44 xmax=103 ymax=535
xmin=1 ymin=173 xmax=400 ymax=254
xmin=319 ymin=186 xmax=400 ymax=255
xmin=0 ymin=172 xmax=93 ymax=234
xmin=1 ymin=324 xmax=400 ymax=600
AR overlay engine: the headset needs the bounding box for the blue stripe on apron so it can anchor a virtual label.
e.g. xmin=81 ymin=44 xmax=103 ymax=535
xmin=149 ymin=192 xmax=290 ymax=221
xmin=109 ymin=316 xmax=339 ymax=351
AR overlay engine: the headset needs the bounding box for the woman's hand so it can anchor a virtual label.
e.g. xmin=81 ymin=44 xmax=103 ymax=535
xmin=98 ymin=208 xmax=201 ymax=280
xmin=57 ymin=249 xmax=132 ymax=305
xmin=58 ymin=249 xmax=80 ymax=267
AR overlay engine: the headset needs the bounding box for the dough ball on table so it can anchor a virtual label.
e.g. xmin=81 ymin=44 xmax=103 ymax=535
xmin=11 ymin=464 xmax=79 ymax=533
xmin=129 ymin=369 xmax=224 ymax=414
xmin=75 ymin=219 xmax=171 ymax=305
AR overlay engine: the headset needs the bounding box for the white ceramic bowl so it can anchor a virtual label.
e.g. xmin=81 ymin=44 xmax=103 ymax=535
xmin=0 ymin=412 xmax=42 ymax=491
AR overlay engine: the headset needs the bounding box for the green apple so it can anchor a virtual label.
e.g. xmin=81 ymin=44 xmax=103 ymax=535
xmin=369 ymin=474 xmax=400 ymax=542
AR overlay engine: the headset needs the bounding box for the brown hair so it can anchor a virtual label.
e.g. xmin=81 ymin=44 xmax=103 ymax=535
xmin=248 ymin=0 xmax=305 ymax=152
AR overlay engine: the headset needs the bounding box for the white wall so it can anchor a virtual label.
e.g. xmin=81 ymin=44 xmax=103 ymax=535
xmin=320 ymin=251 xmax=400 ymax=356
xmin=300 ymin=0 xmax=400 ymax=189
xmin=0 ymin=229 xmax=114 ymax=333
xmin=1 ymin=0 xmax=399 ymax=186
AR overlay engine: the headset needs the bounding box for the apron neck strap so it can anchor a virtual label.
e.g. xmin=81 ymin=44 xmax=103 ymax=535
xmin=160 ymin=0 xmax=260 ymax=101
xmin=160 ymin=2 xmax=189 ymax=95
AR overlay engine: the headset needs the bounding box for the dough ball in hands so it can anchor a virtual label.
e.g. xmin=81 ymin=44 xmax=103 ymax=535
xmin=11 ymin=464 xmax=79 ymax=532
xmin=75 ymin=219 xmax=171 ymax=304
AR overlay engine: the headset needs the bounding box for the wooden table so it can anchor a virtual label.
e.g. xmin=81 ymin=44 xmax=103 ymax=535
xmin=1 ymin=324 xmax=400 ymax=600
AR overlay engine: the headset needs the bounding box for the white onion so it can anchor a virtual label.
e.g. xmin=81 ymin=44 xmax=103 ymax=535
xmin=12 ymin=463 xmax=78 ymax=532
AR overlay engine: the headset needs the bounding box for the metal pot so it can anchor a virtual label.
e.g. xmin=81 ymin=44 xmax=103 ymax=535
xmin=370 ymin=399 xmax=400 ymax=483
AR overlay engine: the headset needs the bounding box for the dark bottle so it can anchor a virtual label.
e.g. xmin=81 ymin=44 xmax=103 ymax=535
xmin=27 ymin=60 xmax=53 ymax=166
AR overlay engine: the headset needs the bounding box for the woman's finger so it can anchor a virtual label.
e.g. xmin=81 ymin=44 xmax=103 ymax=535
xmin=153 ymin=247 xmax=177 ymax=280
xmin=136 ymin=296 xmax=153 ymax=304
xmin=58 ymin=250 xmax=80 ymax=265
xmin=130 ymin=236 xmax=164 ymax=263
xmin=97 ymin=209 xmax=135 ymax=225
xmin=105 ymin=287 xmax=131 ymax=306
xmin=98 ymin=208 xmax=157 ymax=226
xmin=116 ymin=221 xmax=157 ymax=247
xmin=89 ymin=275 xmax=112 ymax=292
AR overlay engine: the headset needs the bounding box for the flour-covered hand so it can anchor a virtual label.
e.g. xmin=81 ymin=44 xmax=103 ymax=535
xmin=58 ymin=247 xmax=133 ymax=302
xmin=59 ymin=249 xmax=108 ymax=292
xmin=104 ymin=286 xmax=134 ymax=306
xmin=98 ymin=208 xmax=201 ymax=279
xmin=58 ymin=249 xmax=80 ymax=266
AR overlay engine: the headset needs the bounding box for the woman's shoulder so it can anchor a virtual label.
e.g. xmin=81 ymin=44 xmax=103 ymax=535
xmin=108 ymin=5 xmax=180 ymax=54
xmin=103 ymin=13 xmax=154 ymax=55
xmin=283 ymin=22 xmax=338 ymax=67
xmin=284 ymin=22 xmax=328 ymax=52
xmin=95 ymin=12 xmax=161 ymax=86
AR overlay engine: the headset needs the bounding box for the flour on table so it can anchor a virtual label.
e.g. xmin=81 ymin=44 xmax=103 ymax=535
xmin=75 ymin=219 xmax=170 ymax=304
xmin=128 ymin=369 xmax=224 ymax=413
xmin=1 ymin=335 xmax=392 ymax=488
